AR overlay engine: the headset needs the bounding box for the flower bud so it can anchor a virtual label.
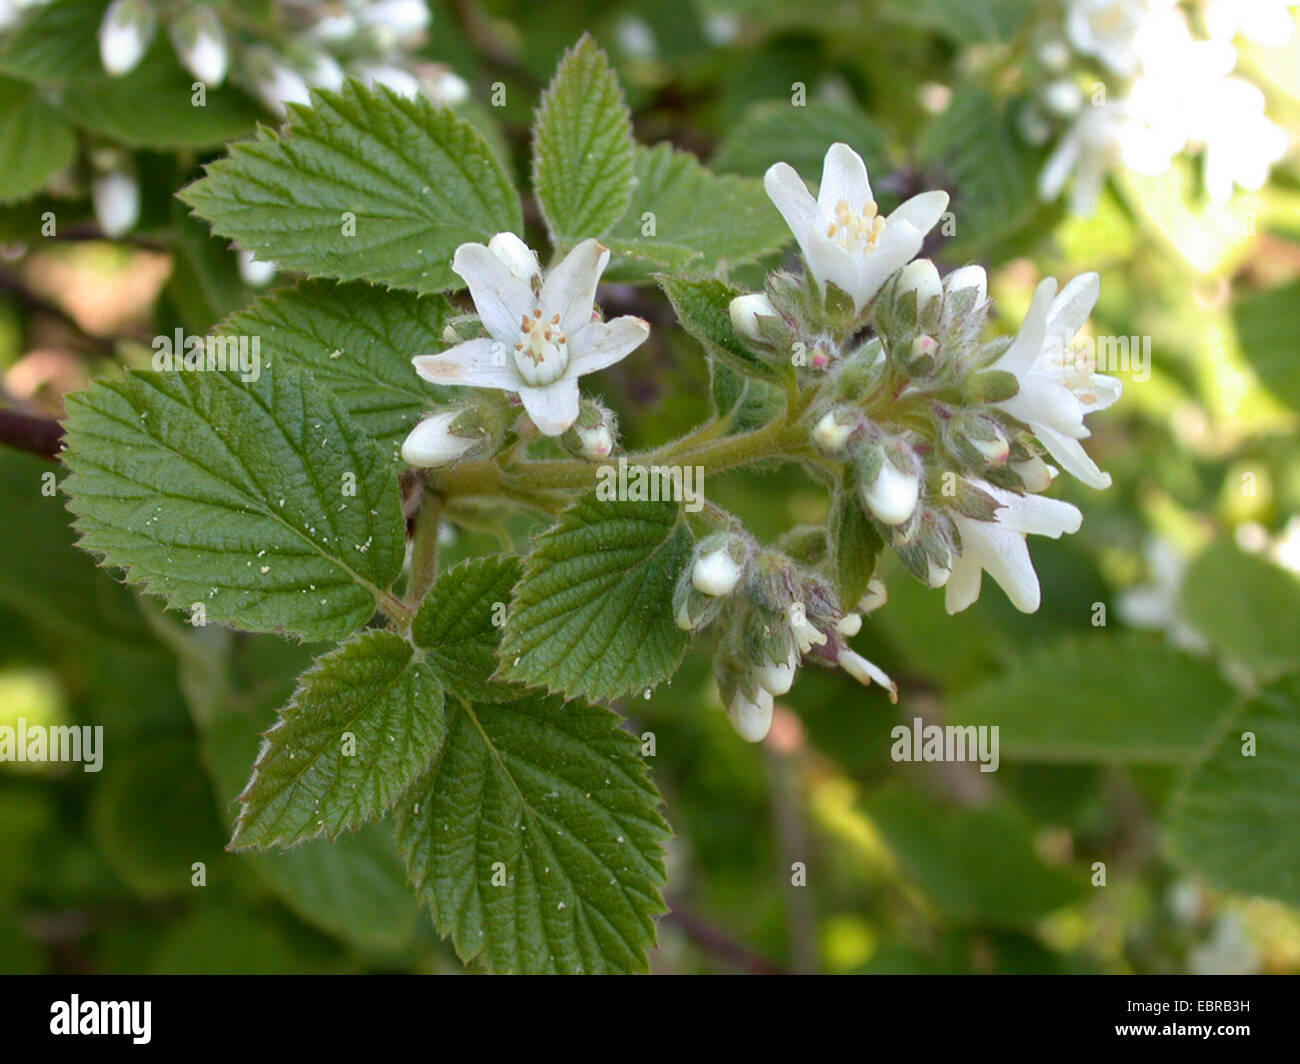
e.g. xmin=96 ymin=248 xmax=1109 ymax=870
xmin=357 ymin=0 xmax=431 ymax=48
xmin=857 ymin=577 xmax=888 ymax=614
xmin=237 ymin=250 xmax=278 ymax=287
xmin=728 ymin=293 xmax=776 ymax=342
xmin=692 ymin=543 xmax=746 ymax=597
xmin=291 ymin=46 xmax=346 ymax=91
xmin=971 ymin=426 xmax=1010 ymax=465
xmin=424 ymin=67 xmax=470 ymax=106
xmin=400 ymin=410 xmax=478 ymax=468
xmin=926 ymin=559 xmax=952 ymax=588
xmin=727 ymin=686 xmax=774 ymax=743
xmin=811 ymin=410 xmax=855 ymax=454
xmin=1013 ymin=455 xmax=1055 ymax=492
xmin=171 ymin=6 xmax=227 ymax=87
xmin=1042 ymin=78 xmax=1083 ymax=118
xmin=673 ymin=577 xmax=722 ymax=631
xmin=353 ymin=62 xmax=422 ymax=98
xmin=905 ymin=333 xmax=939 ymax=375
xmin=834 ymin=612 xmax=862 ymax=637
xmin=92 ymin=170 xmax=139 ymax=238
xmin=1037 ymin=38 xmax=1071 ymax=72
xmin=99 ymin=0 xmax=155 ymax=77
xmin=860 ymin=456 xmax=920 ymax=526
xmin=896 ymin=258 xmax=943 ymax=329
xmin=488 ymin=232 xmax=541 ymax=285
xmin=944 ymin=264 xmax=987 ymax=307
xmin=754 ymin=652 xmax=797 ymax=696
xmin=245 ymin=46 xmax=312 ymax=116
xmin=838 ymin=648 xmax=897 ymax=702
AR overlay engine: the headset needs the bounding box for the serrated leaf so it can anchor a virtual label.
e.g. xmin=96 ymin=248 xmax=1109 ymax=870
xmin=532 ymin=34 xmax=635 ymax=243
xmin=179 ymin=80 xmax=522 ymax=293
xmin=414 ymin=554 xmax=524 ymax=704
xmin=60 ymin=362 xmax=405 ymax=642
xmin=394 ymin=692 xmax=669 ymax=973
xmin=231 ymin=631 xmax=446 ymax=850
xmin=1168 ymin=672 xmax=1300 ymax=907
xmin=713 ymin=99 xmax=888 ymax=180
xmin=947 ymin=632 xmax=1235 ymax=763
xmin=605 ymin=144 xmax=790 ymax=281
xmin=217 ymin=280 xmax=452 ymax=451
xmin=0 ymin=76 xmax=76 ymax=204
xmin=830 ymin=487 xmax=883 ymax=608
xmin=498 ymin=494 xmax=693 ymax=702
xmin=659 ymin=274 xmax=787 ymax=384
xmin=1180 ymin=541 xmax=1300 ymax=681
xmin=710 ymin=360 xmax=784 ymax=435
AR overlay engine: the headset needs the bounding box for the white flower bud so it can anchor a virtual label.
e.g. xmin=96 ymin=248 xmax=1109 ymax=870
xmin=425 ymin=68 xmax=470 ymax=106
xmin=237 ymin=250 xmax=277 ymax=287
xmin=834 ymin=612 xmax=862 ymax=637
xmin=728 ymin=293 xmax=776 ymax=341
xmin=1037 ymin=38 xmax=1071 ymax=72
xmin=357 ymin=0 xmax=430 ymax=43
xmin=895 ymin=258 xmax=942 ymax=311
xmin=944 ymin=264 xmax=987 ymax=306
xmin=309 ymin=13 xmax=357 ymax=44
xmin=727 ymin=687 xmax=774 ymax=743
xmin=575 ymin=423 xmax=614 ymax=461
xmin=692 ymin=547 xmax=744 ymax=597
xmin=754 ymin=653 xmax=797 ymax=696
xmin=1042 ymin=78 xmax=1083 ymax=118
xmin=353 ymin=62 xmax=422 ymax=99
xmin=297 ymin=49 xmax=346 ymax=91
xmin=246 ymin=47 xmax=312 ymax=116
xmin=1013 ymin=456 xmax=1055 ymax=492
xmin=839 ymin=649 xmax=897 ymax=702
xmin=972 ymin=427 xmax=1010 ymax=465
xmin=171 ymin=6 xmax=227 ymax=87
xmin=488 ymin=232 xmax=541 ymax=285
xmin=674 ymin=599 xmax=696 ymax=631
xmin=400 ymin=411 xmax=477 ymax=468
xmin=860 ymin=460 xmax=920 ymax=526
xmin=812 ymin=411 xmax=854 ymax=454
xmin=926 ymin=560 xmax=951 ymax=588
xmin=857 ymin=577 xmax=888 ymax=614
xmin=92 ymin=170 xmax=139 ymax=238
xmin=99 ymin=0 xmax=155 ymax=77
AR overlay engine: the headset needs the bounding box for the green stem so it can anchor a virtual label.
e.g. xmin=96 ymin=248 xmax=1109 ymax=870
xmin=403 ymin=488 xmax=445 ymax=612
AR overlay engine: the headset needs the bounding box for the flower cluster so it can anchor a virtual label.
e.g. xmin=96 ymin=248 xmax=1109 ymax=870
xmin=1025 ymin=0 xmax=1291 ymax=212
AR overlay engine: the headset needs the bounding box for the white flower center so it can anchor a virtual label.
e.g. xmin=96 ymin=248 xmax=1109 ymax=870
xmin=825 ymin=198 xmax=886 ymax=255
xmin=514 ymin=308 xmax=568 ymax=386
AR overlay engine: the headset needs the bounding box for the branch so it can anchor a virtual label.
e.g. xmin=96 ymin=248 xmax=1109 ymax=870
xmin=0 ymin=408 xmax=63 ymax=460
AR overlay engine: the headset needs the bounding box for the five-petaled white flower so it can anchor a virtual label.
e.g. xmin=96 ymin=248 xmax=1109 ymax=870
xmin=412 ymin=234 xmax=649 ymax=436
xmin=992 ymin=272 xmax=1121 ymax=490
xmin=764 ymin=143 xmax=949 ymax=312
xmin=946 ymin=481 xmax=1083 ymax=614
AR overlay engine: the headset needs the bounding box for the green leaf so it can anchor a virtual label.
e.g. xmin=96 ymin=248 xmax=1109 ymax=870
xmin=61 ymin=362 xmax=406 ymax=642
xmin=710 ymin=360 xmax=785 ymax=435
xmin=57 ymin=52 xmax=261 ymax=150
xmin=605 ymin=144 xmax=790 ymax=280
xmin=659 ymin=274 xmax=787 ymax=384
xmin=179 ymin=80 xmax=522 ymax=293
xmin=0 ymin=77 xmax=76 ymax=204
xmin=947 ymin=632 xmax=1235 ymax=763
xmin=866 ymin=783 xmax=1086 ymax=927
xmin=0 ymin=0 xmax=106 ymax=85
xmin=1168 ymin=672 xmax=1300 ymax=907
xmin=395 ymin=692 xmax=669 ymax=973
xmin=1234 ymin=279 xmax=1300 ymax=413
xmin=532 ymin=34 xmax=635 ymax=244
xmin=713 ymin=99 xmax=888 ymax=180
xmin=414 ymin=554 xmax=524 ymax=704
xmin=216 ymin=280 xmax=452 ymax=451
xmin=231 ymin=631 xmax=446 ymax=850
xmin=830 ymin=486 xmax=883 ymax=609
xmin=1180 ymin=541 xmax=1300 ymax=680
xmin=498 ymin=494 xmax=693 ymax=702
xmin=884 ymin=0 xmax=1033 ymax=43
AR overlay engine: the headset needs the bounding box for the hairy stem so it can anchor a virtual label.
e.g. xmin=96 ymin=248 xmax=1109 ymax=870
xmin=403 ymin=488 xmax=445 ymax=611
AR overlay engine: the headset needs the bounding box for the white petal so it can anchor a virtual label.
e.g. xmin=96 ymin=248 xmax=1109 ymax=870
xmin=1087 ymin=373 xmax=1124 ymax=412
xmin=999 ymin=374 xmax=1088 ymax=438
xmin=970 ymin=521 xmax=1042 ymax=613
xmin=944 ymin=553 xmax=984 ymax=614
xmin=451 ymin=243 xmax=535 ymax=344
xmin=1047 ymin=272 xmax=1100 ymax=346
xmin=1031 ymin=423 xmax=1113 ymax=490
xmin=816 ymin=143 xmax=873 ymax=217
xmin=996 ymin=277 xmax=1057 ymax=377
xmin=884 ymin=189 xmax=949 ymax=243
xmin=540 ymin=239 xmax=609 ymax=336
xmin=412 ymin=337 xmax=520 ymax=391
xmin=567 ymin=316 xmax=649 ymax=376
xmin=1038 ymin=133 xmax=1079 ymax=202
xmin=518 ymin=378 xmax=581 ymax=436
xmin=764 ymin=162 xmax=818 ymax=250
xmin=993 ymin=486 xmax=1083 ymax=538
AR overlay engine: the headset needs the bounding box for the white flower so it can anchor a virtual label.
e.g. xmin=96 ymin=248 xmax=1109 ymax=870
xmin=764 ymin=143 xmax=949 ymax=311
xmin=400 ymin=410 xmax=477 ymax=467
xmin=692 ymin=548 xmax=744 ymax=597
xmin=860 ymin=459 xmax=920 ymax=526
xmin=728 ymin=292 xmax=776 ymax=341
xmin=727 ymin=687 xmax=774 ymax=743
xmin=423 ymin=67 xmax=470 ymax=106
xmin=1192 ymin=78 xmax=1289 ymax=203
xmin=946 ymin=481 xmax=1083 ymax=613
xmin=1065 ymin=0 xmax=1175 ymax=77
xmin=237 ymin=250 xmax=278 ymax=287
xmin=171 ymin=6 xmax=227 ymax=87
xmin=412 ymin=237 xmax=649 ymax=436
xmin=1205 ymin=0 xmax=1296 ymax=46
xmin=99 ymin=0 xmax=155 ymax=77
xmin=993 ymin=273 xmax=1120 ymax=489
xmin=246 ymin=46 xmax=312 ymax=116
xmin=839 ymin=649 xmax=897 ymax=702
xmin=91 ymin=170 xmax=139 ymax=238
xmin=1116 ymin=536 xmax=1208 ymax=651
xmin=353 ymin=62 xmax=422 ymax=98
